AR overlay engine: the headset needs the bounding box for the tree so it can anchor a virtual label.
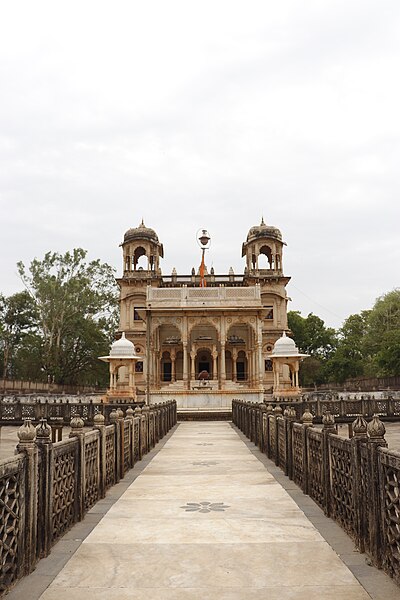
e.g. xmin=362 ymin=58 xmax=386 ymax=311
xmin=287 ymin=311 xmax=337 ymax=386
xmin=17 ymin=248 xmax=118 ymax=385
xmin=324 ymin=312 xmax=370 ymax=384
xmin=0 ymin=291 xmax=37 ymax=378
xmin=364 ymin=289 xmax=400 ymax=376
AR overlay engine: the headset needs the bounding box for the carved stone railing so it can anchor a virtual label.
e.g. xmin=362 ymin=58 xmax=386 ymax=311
xmin=0 ymin=396 xmax=146 ymax=426
xmin=262 ymin=395 xmax=400 ymax=423
xmin=232 ymin=399 xmax=400 ymax=587
xmin=0 ymin=400 xmax=177 ymax=596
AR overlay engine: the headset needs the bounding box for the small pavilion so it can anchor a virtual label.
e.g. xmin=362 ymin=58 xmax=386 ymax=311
xmin=269 ymin=332 xmax=308 ymax=399
xmin=99 ymin=332 xmax=142 ymax=403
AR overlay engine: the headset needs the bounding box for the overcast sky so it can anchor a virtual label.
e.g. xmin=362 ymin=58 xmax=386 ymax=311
xmin=1 ymin=0 xmax=399 ymax=329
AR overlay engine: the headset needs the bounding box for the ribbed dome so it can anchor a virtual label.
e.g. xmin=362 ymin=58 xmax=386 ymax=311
xmin=246 ymin=218 xmax=282 ymax=243
xmin=124 ymin=220 xmax=159 ymax=244
xmin=110 ymin=332 xmax=136 ymax=358
xmin=271 ymin=332 xmax=300 ymax=357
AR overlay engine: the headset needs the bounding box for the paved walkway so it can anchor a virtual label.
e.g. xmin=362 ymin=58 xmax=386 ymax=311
xmin=8 ymin=422 xmax=400 ymax=599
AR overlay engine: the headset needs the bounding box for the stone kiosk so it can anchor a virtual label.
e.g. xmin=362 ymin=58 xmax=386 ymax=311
xmin=99 ymin=332 xmax=142 ymax=403
xmin=116 ymin=218 xmax=295 ymax=414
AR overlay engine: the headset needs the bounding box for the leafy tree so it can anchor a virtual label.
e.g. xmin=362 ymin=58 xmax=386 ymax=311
xmin=0 ymin=291 xmax=37 ymax=378
xmin=324 ymin=312 xmax=370 ymax=384
xmin=287 ymin=311 xmax=337 ymax=386
xmin=288 ymin=311 xmax=336 ymax=359
xmin=17 ymin=248 xmax=118 ymax=385
xmin=364 ymin=289 xmax=400 ymax=376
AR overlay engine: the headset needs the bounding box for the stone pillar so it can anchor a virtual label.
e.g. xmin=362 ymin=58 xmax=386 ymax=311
xmin=212 ymin=348 xmax=218 ymax=381
xmin=220 ymin=343 xmax=226 ymax=388
xmin=257 ymin=343 xmax=263 ymax=388
xmin=232 ymin=349 xmax=238 ymax=382
xmin=183 ymin=342 xmax=188 ymax=389
xmin=171 ymin=351 xmax=176 ymax=382
xmin=190 ymin=349 xmax=196 ymax=381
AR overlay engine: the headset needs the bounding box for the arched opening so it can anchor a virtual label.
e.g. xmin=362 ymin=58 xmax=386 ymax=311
xmin=237 ymin=350 xmax=248 ymax=381
xmin=259 ymin=245 xmax=274 ymax=269
xmin=133 ymin=246 xmax=147 ymax=270
xmin=161 ymin=351 xmax=172 ymax=382
xmin=196 ymin=349 xmax=212 ymax=379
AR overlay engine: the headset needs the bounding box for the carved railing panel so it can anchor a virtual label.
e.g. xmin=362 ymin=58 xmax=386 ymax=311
xmin=52 ymin=440 xmax=78 ymax=543
xmin=307 ymin=428 xmax=324 ymax=508
xmin=105 ymin=426 xmax=116 ymax=490
xmin=292 ymin=424 xmax=304 ymax=489
xmin=268 ymin=415 xmax=276 ymax=460
xmin=329 ymin=436 xmax=356 ymax=539
xmin=134 ymin=420 xmax=140 ymax=462
xmin=84 ymin=432 xmax=100 ymax=512
xmin=0 ymin=456 xmax=24 ymax=594
xmin=277 ymin=418 xmax=286 ymax=471
xmin=123 ymin=421 xmax=131 ymax=473
xmin=379 ymin=448 xmax=400 ymax=585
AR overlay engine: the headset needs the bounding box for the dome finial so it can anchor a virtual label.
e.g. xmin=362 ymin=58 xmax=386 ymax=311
xmin=140 ymin=218 xmax=145 ymax=227
xmin=261 ymin=216 xmax=265 ymax=226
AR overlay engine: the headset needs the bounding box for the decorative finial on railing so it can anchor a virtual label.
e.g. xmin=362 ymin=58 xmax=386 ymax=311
xmin=322 ymin=411 xmax=336 ymax=431
xmin=109 ymin=408 xmax=119 ymax=423
xmin=301 ymin=408 xmax=314 ymax=426
xmin=35 ymin=418 xmax=52 ymax=440
xmin=93 ymin=412 xmax=105 ymax=426
xmin=367 ymin=414 xmax=386 ymax=441
xmin=126 ymin=406 xmax=135 ymax=419
xmin=17 ymin=419 xmax=36 ymax=443
xmin=273 ymin=405 xmax=283 ymax=415
xmin=352 ymin=415 xmax=368 ymax=438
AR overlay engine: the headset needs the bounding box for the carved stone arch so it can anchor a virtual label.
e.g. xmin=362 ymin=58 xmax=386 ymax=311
xmin=188 ymin=318 xmax=219 ymax=337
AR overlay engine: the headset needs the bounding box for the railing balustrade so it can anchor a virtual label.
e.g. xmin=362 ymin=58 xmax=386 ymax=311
xmin=0 ymin=400 xmax=177 ymax=596
xmin=232 ymin=399 xmax=400 ymax=587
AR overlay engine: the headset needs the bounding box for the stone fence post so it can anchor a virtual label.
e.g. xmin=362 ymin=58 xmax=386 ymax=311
xmin=301 ymin=408 xmax=313 ymax=495
xmin=351 ymin=415 xmax=368 ymax=552
xmin=93 ymin=413 xmax=106 ymax=498
xmin=69 ymin=416 xmax=85 ymax=521
xmin=321 ymin=411 xmax=336 ymax=517
xmin=109 ymin=408 xmax=120 ymax=483
xmin=35 ymin=418 xmax=53 ymax=558
xmin=16 ymin=420 xmax=38 ymax=576
xmin=367 ymin=414 xmax=387 ymax=567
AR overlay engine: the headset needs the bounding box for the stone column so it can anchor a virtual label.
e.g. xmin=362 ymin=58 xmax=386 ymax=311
xmin=232 ymin=349 xmax=238 ymax=382
xmin=183 ymin=342 xmax=188 ymax=388
xmin=212 ymin=348 xmax=218 ymax=381
xmin=171 ymin=351 xmax=176 ymax=382
xmin=220 ymin=343 xmax=226 ymax=389
xmin=257 ymin=343 xmax=263 ymax=388
xmin=190 ymin=349 xmax=196 ymax=381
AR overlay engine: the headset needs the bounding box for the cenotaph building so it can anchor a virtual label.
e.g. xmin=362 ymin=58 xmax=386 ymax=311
xmin=114 ymin=219 xmax=303 ymax=412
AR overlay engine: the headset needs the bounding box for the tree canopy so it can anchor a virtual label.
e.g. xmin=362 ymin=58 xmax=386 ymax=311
xmin=288 ymin=288 xmax=400 ymax=386
xmin=0 ymin=249 xmax=118 ymax=386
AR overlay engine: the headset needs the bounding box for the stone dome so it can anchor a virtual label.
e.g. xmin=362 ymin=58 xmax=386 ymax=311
xmin=246 ymin=218 xmax=282 ymax=243
xmin=110 ymin=332 xmax=136 ymax=358
xmin=271 ymin=332 xmax=300 ymax=357
xmin=124 ymin=220 xmax=160 ymax=244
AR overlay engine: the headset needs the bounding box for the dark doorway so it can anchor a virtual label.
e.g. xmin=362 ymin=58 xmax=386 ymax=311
xmin=163 ymin=362 xmax=172 ymax=382
xmin=198 ymin=362 xmax=210 ymax=376
xmin=237 ymin=362 xmax=245 ymax=381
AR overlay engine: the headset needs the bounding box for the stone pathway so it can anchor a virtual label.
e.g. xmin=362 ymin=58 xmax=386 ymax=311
xmin=7 ymin=422 xmax=400 ymax=599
